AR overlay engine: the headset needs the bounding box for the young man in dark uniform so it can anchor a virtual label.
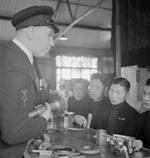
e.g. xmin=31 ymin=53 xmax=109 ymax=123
xmin=107 ymin=77 xmax=138 ymax=137
xmin=72 ymin=73 xmax=110 ymax=128
xmin=88 ymin=73 xmax=110 ymax=130
xmin=68 ymin=79 xmax=91 ymax=118
xmin=136 ymin=78 xmax=150 ymax=148
xmin=0 ymin=6 xmax=59 ymax=158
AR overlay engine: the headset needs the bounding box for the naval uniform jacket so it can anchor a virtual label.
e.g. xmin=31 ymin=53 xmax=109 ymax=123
xmin=0 ymin=41 xmax=50 ymax=158
xmin=136 ymin=111 xmax=150 ymax=148
xmin=68 ymin=95 xmax=93 ymax=118
xmin=106 ymin=101 xmax=138 ymax=137
xmin=90 ymin=97 xmax=110 ymax=130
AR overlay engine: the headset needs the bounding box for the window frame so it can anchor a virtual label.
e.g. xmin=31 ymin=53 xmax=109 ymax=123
xmin=56 ymin=55 xmax=99 ymax=88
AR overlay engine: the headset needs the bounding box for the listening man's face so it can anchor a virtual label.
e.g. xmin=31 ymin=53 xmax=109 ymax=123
xmin=73 ymin=82 xmax=86 ymax=101
xmin=88 ymin=79 xmax=104 ymax=101
xmin=108 ymin=84 xmax=128 ymax=105
xmin=143 ymin=85 xmax=150 ymax=109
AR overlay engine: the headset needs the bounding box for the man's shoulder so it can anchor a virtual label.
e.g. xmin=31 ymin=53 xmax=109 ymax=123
xmin=68 ymin=96 xmax=76 ymax=104
xmin=0 ymin=42 xmax=10 ymax=55
xmin=0 ymin=41 xmax=21 ymax=59
xmin=85 ymin=95 xmax=93 ymax=102
xmin=95 ymin=97 xmax=110 ymax=111
xmin=0 ymin=42 xmax=13 ymax=69
xmin=102 ymin=97 xmax=110 ymax=103
xmin=140 ymin=110 xmax=150 ymax=118
xmin=122 ymin=102 xmax=138 ymax=115
xmin=101 ymin=97 xmax=111 ymax=108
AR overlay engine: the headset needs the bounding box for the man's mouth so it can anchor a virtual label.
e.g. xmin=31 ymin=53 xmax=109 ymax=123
xmin=143 ymin=102 xmax=150 ymax=108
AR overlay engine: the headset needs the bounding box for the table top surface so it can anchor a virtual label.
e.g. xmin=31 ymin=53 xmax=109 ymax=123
xmin=27 ymin=127 xmax=150 ymax=158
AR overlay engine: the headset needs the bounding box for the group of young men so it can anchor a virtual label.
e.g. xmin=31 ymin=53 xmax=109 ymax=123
xmin=68 ymin=73 xmax=150 ymax=149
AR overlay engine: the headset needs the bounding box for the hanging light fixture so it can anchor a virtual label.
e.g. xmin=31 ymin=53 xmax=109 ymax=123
xmin=59 ymin=35 xmax=68 ymax=41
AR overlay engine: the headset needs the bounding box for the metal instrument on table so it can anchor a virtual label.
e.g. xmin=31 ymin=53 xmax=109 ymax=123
xmin=87 ymin=113 xmax=92 ymax=129
xmin=84 ymin=113 xmax=92 ymax=134
xmin=51 ymin=111 xmax=75 ymax=130
xmin=96 ymin=129 xmax=107 ymax=146
xmin=110 ymin=134 xmax=143 ymax=158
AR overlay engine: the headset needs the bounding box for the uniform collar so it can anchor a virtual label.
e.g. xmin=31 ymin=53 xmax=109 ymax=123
xmin=12 ymin=38 xmax=33 ymax=65
xmin=111 ymin=101 xmax=126 ymax=109
xmin=93 ymin=97 xmax=104 ymax=102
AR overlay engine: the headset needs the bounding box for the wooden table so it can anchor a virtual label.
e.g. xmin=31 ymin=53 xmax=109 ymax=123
xmin=28 ymin=128 xmax=150 ymax=158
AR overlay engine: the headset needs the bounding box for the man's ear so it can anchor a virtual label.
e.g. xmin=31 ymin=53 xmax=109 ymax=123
xmin=26 ymin=26 xmax=34 ymax=40
xmin=126 ymin=92 xmax=130 ymax=98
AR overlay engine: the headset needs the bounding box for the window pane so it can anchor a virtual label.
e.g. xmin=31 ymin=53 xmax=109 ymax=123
xmin=81 ymin=69 xmax=91 ymax=80
xmin=56 ymin=68 xmax=61 ymax=88
xmin=56 ymin=56 xmax=62 ymax=67
xmin=62 ymin=56 xmax=72 ymax=67
xmin=62 ymin=68 xmax=71 ymax=80
xmin=72 ymin=57 xmax=81 ymax=67
xmin=81 ymin=57 xmax=91 ymax=68
xmin=56 ymin=68 xmax=61 ymax=78
xmin=56 ymin=56 xmax=98 ymax=88
xmin=72 ymin=69 xmax=81 ymax=78
xmin=91 ymin=69 xmax=98 ymax=74
xmin=91 ymin=58 xmax=98 ymax=68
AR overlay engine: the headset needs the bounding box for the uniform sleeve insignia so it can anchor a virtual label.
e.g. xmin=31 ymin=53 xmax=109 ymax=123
xmin=118 ymin=117 xmax=125 ymax=120
xmin=20 ymin=89 xmax=28 ymax=107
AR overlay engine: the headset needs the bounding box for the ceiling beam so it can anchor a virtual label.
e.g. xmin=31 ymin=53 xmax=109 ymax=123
xmin=66 ymin=0 xmax=75 ymax=21
xmin=0 ymin=15 xmax=111 ymax=31
xmin=48 ymin=0 xmax=112 ymax=11
xmin=55 ymin=0 xmax=110 ymax=41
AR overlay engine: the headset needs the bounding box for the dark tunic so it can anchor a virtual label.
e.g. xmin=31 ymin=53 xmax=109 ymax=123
xmin=106 ymin=101 xmax=138 ymax=137
xmin=136 ymin=111 xmax=150 ymax=148
xmin=0 ymin=41 xmax=50 ymax=158
xmin=68 ymin=95 xmax=93 ymax=118
xmin=90 ymin=97 xmax=110 ymax=129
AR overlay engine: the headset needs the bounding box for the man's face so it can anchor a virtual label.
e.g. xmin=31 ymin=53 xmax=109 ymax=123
xmin=89 ymin=79 xmax=104 ymax=101
xmin=32 ymin=26 xmax=55 ymax=57
xmin=108 ymin=84 xmax=128 ymax=105
xmin=73 ymin=83 xmax=86 ymax=101
xmin=142 ymin=85 xmax=150 ymax=109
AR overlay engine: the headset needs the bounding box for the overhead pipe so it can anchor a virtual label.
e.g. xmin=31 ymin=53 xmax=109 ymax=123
xmin=55 ymin=0 xmax=106 ymax=42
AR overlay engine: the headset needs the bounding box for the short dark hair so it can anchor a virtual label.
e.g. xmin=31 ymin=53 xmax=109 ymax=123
xmin=145 ymin=78 xmax=150 ymax=86
xmin=73 ymin=78 xmax=89 ymax=89
xmin=111 ymin=77 xmax=131 ymax=92
xmin=90 ymin=73 xmax=105 ymax=86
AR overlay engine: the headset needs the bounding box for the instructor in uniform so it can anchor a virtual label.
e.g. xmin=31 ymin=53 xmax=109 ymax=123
xmin=0 ymin=5 xmax=59 ymax=158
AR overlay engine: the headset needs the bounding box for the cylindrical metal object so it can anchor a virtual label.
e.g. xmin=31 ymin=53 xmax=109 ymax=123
xmin=96 ymin=129 xmax=107 ymax=146
xmin=29 ymin=101 xmax=61 ymax=118
xmin=29 ymin=106 xmax=46 ymax=118
xmin=63 ymin=116 xmax=69 ymax=128
xmin=127 ymin=137 xmax=135 ymax=154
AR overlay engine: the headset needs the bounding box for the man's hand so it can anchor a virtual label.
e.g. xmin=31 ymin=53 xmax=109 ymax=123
xmin=49 ymin=90 xmax=66 ymax=115
xmin=73 ymin=115 xmax=87 ymax=127
xmin=40 ymin=103 xmax=52 ymax=121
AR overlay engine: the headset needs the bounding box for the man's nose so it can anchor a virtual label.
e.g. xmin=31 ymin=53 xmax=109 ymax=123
xmin=112 ymin=92 xmax=117 ymax=98
xmin=143 ymin=94 xmax=149 ymax=101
